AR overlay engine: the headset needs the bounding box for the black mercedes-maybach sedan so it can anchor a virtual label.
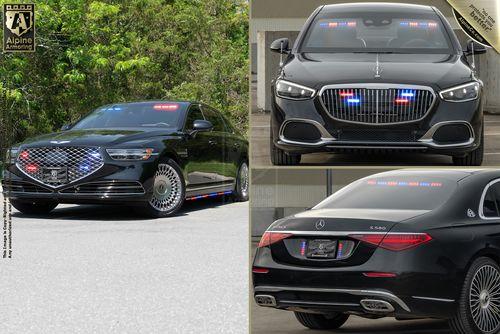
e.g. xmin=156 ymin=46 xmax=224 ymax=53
xmin=253 ymin=169 xmax=500 ymax=333
xmin=270 ymin=3 xmax=487 ymax=166
xmin=2 ymin=101 xmax=249 ymax=217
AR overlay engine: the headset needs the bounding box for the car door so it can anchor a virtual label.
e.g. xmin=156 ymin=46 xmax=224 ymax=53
xmin=200 ymin=105 xmax=234 ymax=185
xmin=182 ymin=104 xmax=216 ymax=189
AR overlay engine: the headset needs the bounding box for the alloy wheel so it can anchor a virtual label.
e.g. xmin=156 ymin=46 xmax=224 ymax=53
xmin=149 ymin=163 xmax=183 ymax=212
xmin=470 ymin=264 xmax=500 ymax=333
xmin=239 ymin=162 xmax=249 ymax=198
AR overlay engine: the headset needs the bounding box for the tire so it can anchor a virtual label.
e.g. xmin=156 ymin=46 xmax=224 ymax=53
xmin=233 ymin=161 xmax=249 ymax=202
xmin=137 ymin=159 xmax=186 ymax=218
xmin=453 ymin=129 xmax=484 ymax=166
xmin=9 ymin=199 xmax=58 ymax=215
xmin=270 ymin=131 xmax=301 ymax=165
xmin=449 ymin=257 xmax=500 ymax=334
xmin=294 ymin=312 xmax=349 ymax=330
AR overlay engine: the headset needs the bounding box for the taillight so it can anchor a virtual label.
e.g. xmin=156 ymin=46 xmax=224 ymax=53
xmin=258 ymin=232 xmax=292 ymax=248
xmin=350 ymin=233 xmax=432 ymax=251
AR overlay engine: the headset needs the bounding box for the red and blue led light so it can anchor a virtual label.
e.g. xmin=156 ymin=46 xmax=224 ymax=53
xmin=319 ymin=21 xmax=357 ymax=28
xmin=367 ymin=180 xmax=442 ymax=187
xmin=399 ymin=21 xmax=437 ymax=28
xmin=185 ymin=190 xmax=233 ymax=201
xmin=300 ymin=241 xmax=307 ymax=256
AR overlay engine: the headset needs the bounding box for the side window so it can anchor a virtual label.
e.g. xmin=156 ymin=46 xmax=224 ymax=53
xmin=483 ymin=181 xmax=500 ymax=218
xmin=185 ymin=105 xmax=204 ymax=131
xmin=202 ymin=106 xmax=225 ymax=132
xmin=221 ymin=114 xmax=235 ymax=134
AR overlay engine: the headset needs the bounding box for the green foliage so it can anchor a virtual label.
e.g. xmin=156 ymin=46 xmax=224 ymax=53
xmin=0 ymin=0 xmax=249 ymax=152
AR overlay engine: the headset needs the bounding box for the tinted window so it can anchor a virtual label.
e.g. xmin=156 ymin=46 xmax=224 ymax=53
xmin=184 ymin=105 xmax=204 ymax=131
xmin=202 ymin=106 xmax=225 ymax=132
xmin=483 ymin=182 xmax=500 ymax=218
xmin=314 ymin=176 xmax=457 ymax=211
xmin=72 ymin=102 xmax=188 ymax=129
xmin=301 ymin=11 xmax=452 ymax=54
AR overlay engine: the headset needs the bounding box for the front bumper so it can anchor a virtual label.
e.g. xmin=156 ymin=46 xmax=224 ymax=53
xmin=1 ymin=159 xmax=157 ymax=204
xmin=271 ymin=87 xmax=483 ymax=157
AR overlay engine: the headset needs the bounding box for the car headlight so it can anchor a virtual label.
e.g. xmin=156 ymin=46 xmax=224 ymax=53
xmin=439 ymin=82 xmax=480 ymax=102
xmin=5 ymin=147 xmax=19 ymax=164
xmin=275 ymin=80 xmax=316 ymax=100
xmin=106 ymin=148 xmax=156 ymax=161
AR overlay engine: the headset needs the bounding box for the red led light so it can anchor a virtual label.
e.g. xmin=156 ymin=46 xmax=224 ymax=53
xmin=252 ymin=267 xmax=270 ymax=274
xmin=409 ymin=182 xmax=419 ymax=187
xmin=395 ymin=99 xmax=409 ymax=103
xmin=20 ymin=150 xmax=29 ymax=160
xmin=153 ymin=103 xmax=179 ymax=111
xmin=258 ymin=232 xmax=292 ymax=248
xmin=363 ymin=272 xmax=397 ymax=278
xmin=340 ymin=92 xmax=354 ymax=97
xmin=409 ymin=22 xmax=419 ymax=27
xmin=431 ymin=182 xmax=442 ymax=187
xmin=387 ymin=181 xmax=398 ymax=186
xmin=367 ymin=180 xmax=376 ymax=185
xmin=328 ymin=22 xmax=338 ymax=27
xmin=26 ymin=164 xmax=38 ymax=173
xmin=350 ymin=233 xmax=432 ymax=251
xmin=347 ymin=21 xmax=356 ymax=27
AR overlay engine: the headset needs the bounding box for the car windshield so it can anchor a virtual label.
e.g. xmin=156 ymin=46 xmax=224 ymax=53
xmin=72 ymin=102 xmax=189 ymax=129
xmin=300 ymin=11 xmax=453 ymax=54
xmin=313 ymin=175 xmax=457 ymax=211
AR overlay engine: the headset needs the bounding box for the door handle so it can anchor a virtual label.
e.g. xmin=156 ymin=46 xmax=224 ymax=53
xmin=233 ymin=143 xmax=240 ymax=149
xmin=208 ymin=140 xmax=217 ymax=145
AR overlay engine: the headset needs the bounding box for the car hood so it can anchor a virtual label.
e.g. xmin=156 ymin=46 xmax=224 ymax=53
xmin=268 ymin=208 xmax=430 ymax=233
xmin=18 ymin=128 xmax=180 ymax=147
xmin=281 ymin=53 xmax=474 ymax=90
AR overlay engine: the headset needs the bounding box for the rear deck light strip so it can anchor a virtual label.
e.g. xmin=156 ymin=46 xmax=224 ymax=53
xmin=349 ymin=233 xmax=432 ymax=251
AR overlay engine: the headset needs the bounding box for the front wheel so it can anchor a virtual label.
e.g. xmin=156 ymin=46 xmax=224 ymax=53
xmin=453 ymin=129 xmax=484 ymax=166
xmin=9 ymin=199 xmax=58 ymax=215
xmin=233 ymin=161 xmax=249 ymax=202
xmin=138 ymin=159 xmax=185 ymax=218
xmin=449 ymin=257 xmax=500 ymax=334
xmin=270 ymin=131 xmax=301 ymax=166
xmin=294 ymin=312 xmax=349 ymax=330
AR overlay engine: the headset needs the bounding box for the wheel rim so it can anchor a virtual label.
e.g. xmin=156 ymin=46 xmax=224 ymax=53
xmin=238 ymin=162 xmax=249 ymax=197
xmin=149 ymin=164 xmax=183 ymax=212
xmin=470 ymin=264 xmax=500 ymax=333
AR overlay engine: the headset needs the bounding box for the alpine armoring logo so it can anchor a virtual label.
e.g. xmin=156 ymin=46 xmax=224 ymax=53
xmin=3 ymin=4 xmax=35 ymax=52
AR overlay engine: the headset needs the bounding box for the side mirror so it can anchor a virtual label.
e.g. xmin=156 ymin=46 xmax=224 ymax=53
xmin=61 ymin=124 xmax=71 ymax=131
xmin=270 ymin=38 xmax=290 ymax=54
xmin=465 ymin=39 xmax=487 ymax=55
xmin=191 ymin=119 xmax=213 ymax=134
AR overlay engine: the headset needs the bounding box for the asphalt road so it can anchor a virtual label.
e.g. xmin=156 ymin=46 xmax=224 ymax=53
xmin=0 ymin=196 xmax=248 ymax=334
xmin=250 ymin=112 xmax=500 ymax=167
xmin=250 ymin=243 xmax=453 ymax=334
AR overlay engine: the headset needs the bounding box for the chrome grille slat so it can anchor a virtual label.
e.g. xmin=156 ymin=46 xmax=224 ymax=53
xmin=321 ymin=86 xmax=434 ymax=124
xmin=16 ymin=147 xmax=104 ymax=188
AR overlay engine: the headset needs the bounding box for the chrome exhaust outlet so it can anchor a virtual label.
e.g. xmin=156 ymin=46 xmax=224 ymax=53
xmin=255 ymin=295 xmax=277 ymax=307
xmin=360 ymin=299 xmax=395 ymax=313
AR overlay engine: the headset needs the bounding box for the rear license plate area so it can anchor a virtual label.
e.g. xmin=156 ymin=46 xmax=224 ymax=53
xmin=306 ymin=239 xmax=337 ymax=259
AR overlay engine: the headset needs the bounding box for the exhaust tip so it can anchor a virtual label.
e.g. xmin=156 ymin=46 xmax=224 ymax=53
xmin=255 ymin=295 xmax=277 ymax=307
xmin=360 ymin=299 xmax=395 ymax=313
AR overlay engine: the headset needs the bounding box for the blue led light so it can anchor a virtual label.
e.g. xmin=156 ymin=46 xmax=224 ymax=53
xmin=79 ymin=165 xmax=90 ymax=172
xmin=346 ymin=98 xmax=360 ymax=103
xmin=401 ymin=92 xmax=414 ymax=97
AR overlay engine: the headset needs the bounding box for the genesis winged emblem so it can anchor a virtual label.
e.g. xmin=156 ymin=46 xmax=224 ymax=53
xmin=373 ymin=53 xmax=382 ymax=79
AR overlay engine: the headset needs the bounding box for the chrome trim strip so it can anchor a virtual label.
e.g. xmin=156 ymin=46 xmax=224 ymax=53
xmin=318 ymin=83 xmax=436 ymax=126
xmin=479 ymin=179 xmax=500 ymax=220
xmin=280 ymin=300 xmax=359 ymax=307
xmin=418 ymin=121 xmax=475 ymax=148
xmin=266 ymin=230 xmax=427 ymax=236
xmin=412 ymin=296 xmax=455 ymax=303
xmin=254 ymin=286 xmax=410 ymax=312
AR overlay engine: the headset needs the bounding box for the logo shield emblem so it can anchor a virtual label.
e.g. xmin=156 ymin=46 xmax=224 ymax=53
xmin=51 ymin=170 xmax=58 ymax=179
xmin=3 ymin=4 xmax=35 ymax=52
xmin=5 ymin=5 xmax=33 ymax=37
xmin=315 ymin=219 xmax=326 ymax=230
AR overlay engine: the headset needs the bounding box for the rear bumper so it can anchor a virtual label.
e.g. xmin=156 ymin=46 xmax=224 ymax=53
xmin=253 ymin=285 xmax=456 ymax=319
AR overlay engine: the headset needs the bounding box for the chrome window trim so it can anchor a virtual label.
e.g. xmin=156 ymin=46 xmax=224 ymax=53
xmin=318 ymin=83 xmax=436 ymax=126
xmin=479 ymin=179 xmax=500 ymax=220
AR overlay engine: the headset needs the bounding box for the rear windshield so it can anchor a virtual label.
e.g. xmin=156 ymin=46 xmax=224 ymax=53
xmin=300 ymin=11 xmax=453 ymax=54
xmin=314 ymin=176 xmax=457 ymax=211
xmin=72 ymin=102 xmax=189 ymax=130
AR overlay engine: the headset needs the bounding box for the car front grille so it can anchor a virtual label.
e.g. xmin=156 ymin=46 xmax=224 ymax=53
xmin=60 ymin=181 xmax=145 ymax=195
xmin=321 ymin=86 xmax=435 ymax=124
xmin=16 ymin=147 xmax=104 ymax=187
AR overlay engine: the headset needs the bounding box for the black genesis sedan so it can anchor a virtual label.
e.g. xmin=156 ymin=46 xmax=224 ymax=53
xmin=253 ymin=169 xmax=500 ymax=333
xmin=269 ymin=3 xmax=487 ymax=166
xmin=2 ymin=101 xmax=249 ymax=217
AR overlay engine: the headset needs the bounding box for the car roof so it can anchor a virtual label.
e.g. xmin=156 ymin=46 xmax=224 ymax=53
xmin=366 ymin=169 xmax=500 ymax=182
xmin=103 ymin=100 xmax=196 ymax=106
xmin=320 ymin=2 xmax=434 ymax=14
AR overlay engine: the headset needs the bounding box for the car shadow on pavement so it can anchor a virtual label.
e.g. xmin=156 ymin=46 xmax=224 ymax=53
xmin=10 ymin=196 xmax=238 ymax=221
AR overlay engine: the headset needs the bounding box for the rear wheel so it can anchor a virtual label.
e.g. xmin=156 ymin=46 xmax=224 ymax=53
xmin=453 ymin=129 xmax=484 ymax=166
xmin=233 ymin=161 xmax=249 ymax=202
xmin=270 ymin=132 xmax=301 ymax=165
xmin=449 ymin=257 xmax=500 ymax=334
xmin=138 ymin=159 xmax=185 ymax=218
xmin=10 ymin=199 xmax=58 ymax=215
xmin=294 ymin=312 xmax=349 ymax=330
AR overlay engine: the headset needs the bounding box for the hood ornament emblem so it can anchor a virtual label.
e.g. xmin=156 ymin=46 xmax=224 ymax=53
xmin=315 ymin=219 xmax=326 ymax=230
xmin=373 ymin=53 xmax=382 ymax=79
xmin=50 ymin=140 xmax=71 ymax=144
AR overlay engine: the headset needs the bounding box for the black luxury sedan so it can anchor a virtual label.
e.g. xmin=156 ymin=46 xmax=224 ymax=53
xmin=253 ymin=169 xmax=500 ymax=334
xmin=269 ymin=3 xmax=487 ymax=166
xmin=2 ymin=101 xmax=249 ymax=217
